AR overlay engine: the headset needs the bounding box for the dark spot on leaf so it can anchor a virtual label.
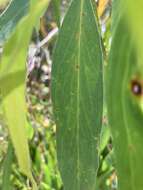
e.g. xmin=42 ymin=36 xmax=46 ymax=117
xmin=82 ymin=12 xmax=85 ymax=16
xmin=131 ymin=80 xmax=142 ymax=96
xmin=75 ymin=64 xmax=80 ymax=70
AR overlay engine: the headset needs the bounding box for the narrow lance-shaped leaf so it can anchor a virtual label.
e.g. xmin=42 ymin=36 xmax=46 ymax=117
xmin=107 ymin=3 xmax=143 ymax=190
xmin=2 ymin=142 xmax=13 ymax=190
xmin=0 ymin=0 xmax=50 ymax=188
xmin=51 ymin=0 xmax=103 ymax=189
xmin=0 ymin=0 xmax=29 ymax=44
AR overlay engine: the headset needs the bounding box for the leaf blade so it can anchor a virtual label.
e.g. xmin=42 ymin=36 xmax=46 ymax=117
xmin=0 ymin=0 xmax=51 ymax=188
xmin=51 ymin=0 xmax=103 ymax=189
xmin=2 ymin=142 xmax=13 ymax=190
xmin=107 ymin=6 xmax=143 ymax=190
xmin=0 ymin=0 xmax=29 ymax=44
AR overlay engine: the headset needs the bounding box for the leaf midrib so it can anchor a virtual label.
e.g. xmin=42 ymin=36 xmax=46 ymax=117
xmin=76 ymin=0 xmax=84 ymax=188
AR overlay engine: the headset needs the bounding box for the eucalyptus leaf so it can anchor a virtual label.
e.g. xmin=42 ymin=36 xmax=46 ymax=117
xmin=51 ymin=0 xmax=103 ymax=189
xmin=0 ymin=0 xmax=29 ymax=44
xmin=0 ymin=0 xmax=50 ymax=189
xmin=107 ymin=8 xmax=143 ymax=190
xmin=2 ymin=142 xmax=13 ymax=190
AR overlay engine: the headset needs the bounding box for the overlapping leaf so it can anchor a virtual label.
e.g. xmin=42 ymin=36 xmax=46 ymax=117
xmin=0 ymin=0 xmax=29 ymax=44
xmin=2 ymin=142 xmax=13 ymax=190
xmin=107 ymin=2 xmax=143 ymax=189
xmin=0 ymin=0 xmax=50 ymax=189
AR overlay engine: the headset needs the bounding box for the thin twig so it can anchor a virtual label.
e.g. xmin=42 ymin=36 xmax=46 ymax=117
xmin=37 ymin=27 xmax=58 ymax=48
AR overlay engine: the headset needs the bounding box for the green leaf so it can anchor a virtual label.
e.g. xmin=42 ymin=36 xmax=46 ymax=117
xmin=0 ymin=0 xmax=50 ymax=188
xmin=0 ymin=0 xmax=29 ymax=44
xmin=0 ymin=70 xmax=25 ymax=97
xmin=51 ymin=0 xmax=103 ymax=189
xmin=2 ymin=142 xmax=13 ymax=190
xmin=107 ymin=6 xmax=143 ymax=190
xmin=52 ymin=0 xmax=61 ymax=27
